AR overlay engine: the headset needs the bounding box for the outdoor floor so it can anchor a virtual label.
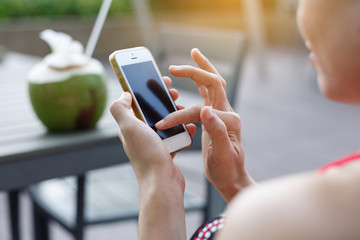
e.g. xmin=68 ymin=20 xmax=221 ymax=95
xmin=1 ymin=45 xmax=360 ymax=239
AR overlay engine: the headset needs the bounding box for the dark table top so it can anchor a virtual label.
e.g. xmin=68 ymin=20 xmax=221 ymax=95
xmin=0 ymin=52 xmax=126 ymax=191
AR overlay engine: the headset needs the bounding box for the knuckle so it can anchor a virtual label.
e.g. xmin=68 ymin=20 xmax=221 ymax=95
xmin=208 ymin=74 xmax=225 ymax=91
xmin=185 ymin=65 xmax=196 ymax=78
xmin=176 ymin=104 xmax=185 ymax=110
xmin=110 ymin=100 xmax=121 ymax=115
xmin=226 ymin=112 xmax=241 ymax=125
xmin=231 ymin=112 xmax=241 ymax=123
xmin=170 ymin=88 xmax=178 ymax=95
xmin=190 ymin=105 xmax=203 ymax=120
xmin=221 ymin=78 xmax=227 ymax=89
xmin=214 ymin=74 xmax=227 ymax=89
xmin=227 ymin=112 xmax=242 ymax=130
xmin=192 ymin=104 xmax=203 ymax=113
xmin=213 ymin=74 xmax=223 ymax=86
xmin=163 ymin=75 xmax=171 ymax=81
xmin=110 ymin=98 xmax=127 ymax=112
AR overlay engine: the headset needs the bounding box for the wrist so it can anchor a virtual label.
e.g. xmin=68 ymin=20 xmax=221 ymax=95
xmin=139 ymin=177 xmax=185 ymax=207
xmin=136 ymin=166 xmax=187 ymax=240
xmin=137 ymin=165 xmax=185 ymax=199
xmin=217 ymin=173 xmax=256 ymax=203
xmin=132 ymin=154 xmax=175 ymax=183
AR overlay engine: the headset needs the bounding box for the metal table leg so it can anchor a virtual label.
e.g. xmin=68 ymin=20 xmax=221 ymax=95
xmin=8 ymin=190 xmax=20 ymax=240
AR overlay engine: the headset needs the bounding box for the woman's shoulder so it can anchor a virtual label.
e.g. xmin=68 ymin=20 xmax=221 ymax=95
xmin=216 ymin=164 xmax=360 ymax=240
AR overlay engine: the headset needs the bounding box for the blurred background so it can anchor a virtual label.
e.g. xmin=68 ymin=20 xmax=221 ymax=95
xmin=0 ymin=0 xmax=299 ymax=57
xmin=1 ymin=0 xmax=360 ymax=239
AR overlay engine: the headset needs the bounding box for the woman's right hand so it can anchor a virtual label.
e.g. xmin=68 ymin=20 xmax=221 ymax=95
xmin=156 ymin=49 xmax=255 ymax=202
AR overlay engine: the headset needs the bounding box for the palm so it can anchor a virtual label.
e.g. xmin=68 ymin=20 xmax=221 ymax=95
xmin=162 ymin=48 xmax=253 ymax=201
xmin=202 ymin=126 xmax=244 ymax=192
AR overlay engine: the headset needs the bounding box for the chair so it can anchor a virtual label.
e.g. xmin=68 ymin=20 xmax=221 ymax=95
xmin=28 ymin=166 xmax=205 ymax=240
xmin=28 ymin=24 xmax=247 ymax=240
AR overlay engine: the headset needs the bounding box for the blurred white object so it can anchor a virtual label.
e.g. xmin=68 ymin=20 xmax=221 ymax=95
xmin=242 ymin=0 xmax=267 ymax=78
xmin=0 ymin=45 xmax=6 ymax=63
xmin=40 ymin=29 xmax=89 ymax=69
xmin=132 ymin=0 xmax=154 ymax=48
xmin=85 ymin=0 xmax=112 ymax=57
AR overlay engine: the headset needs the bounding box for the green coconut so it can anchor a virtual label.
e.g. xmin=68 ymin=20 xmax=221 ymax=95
xmin=27 ymin=29 xmax=107 ymax=131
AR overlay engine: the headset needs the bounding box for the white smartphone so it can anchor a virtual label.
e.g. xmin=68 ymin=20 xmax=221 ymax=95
xmin=109 ymin=46 xmax=192 ymax=153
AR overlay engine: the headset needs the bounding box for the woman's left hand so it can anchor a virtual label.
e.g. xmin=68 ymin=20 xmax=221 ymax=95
xmin=110 ymin=82 xmax=195 ymax=184
xmin=110 ymin=78 xmax=195 ymax=240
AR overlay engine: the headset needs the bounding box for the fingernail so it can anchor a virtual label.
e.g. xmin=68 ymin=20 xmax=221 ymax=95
xmin=192 ymin=48 xmax=202 ymax=55
xmin=121 ymin=91 xmax=130 ymax=98
xmin=169 ymin=65 xmax=179 ymax=70
xmin=156 ymin=119 xmax=164 ymax=127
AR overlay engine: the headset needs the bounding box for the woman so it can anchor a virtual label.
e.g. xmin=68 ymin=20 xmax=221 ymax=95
xmin=110 ymin=0 xmax=360 ymax=239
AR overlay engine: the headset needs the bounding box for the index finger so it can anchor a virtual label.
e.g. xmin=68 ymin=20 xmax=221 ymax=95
xmin=155 ymin=105 xmax=202 ymax=130
xmin=169 ymin=65 xmax=230 ymax=110
xmin=191 ymin=48 xmax=220 ymax=76
xmin=169 ymin=65 xmax=220 ymax=88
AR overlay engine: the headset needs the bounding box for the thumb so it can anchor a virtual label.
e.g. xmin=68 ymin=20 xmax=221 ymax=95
xmin=110 ymin=92 xmax=133 ymax=126
xmin=200 ymin=106 xmax=231 ymax=147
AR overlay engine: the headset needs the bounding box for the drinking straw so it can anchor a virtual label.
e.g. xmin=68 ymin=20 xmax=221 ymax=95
xmin=85 ymin=0 xmax=112 ymax=57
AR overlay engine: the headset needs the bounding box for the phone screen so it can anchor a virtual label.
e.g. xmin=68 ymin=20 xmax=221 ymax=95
xmin=121 ymin=61 xmax=185 ymax=139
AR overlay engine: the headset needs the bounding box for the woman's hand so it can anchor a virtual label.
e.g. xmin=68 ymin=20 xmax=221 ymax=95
xmin=110 ymin=77 xmax=195 ymax=184
xmin=110 ymin=77 xmax=196 ymax=240
xmin=156 ymin=49 xmax=255 ymax=202
xmin=110 ymin=92 xmax=174 ymax=180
